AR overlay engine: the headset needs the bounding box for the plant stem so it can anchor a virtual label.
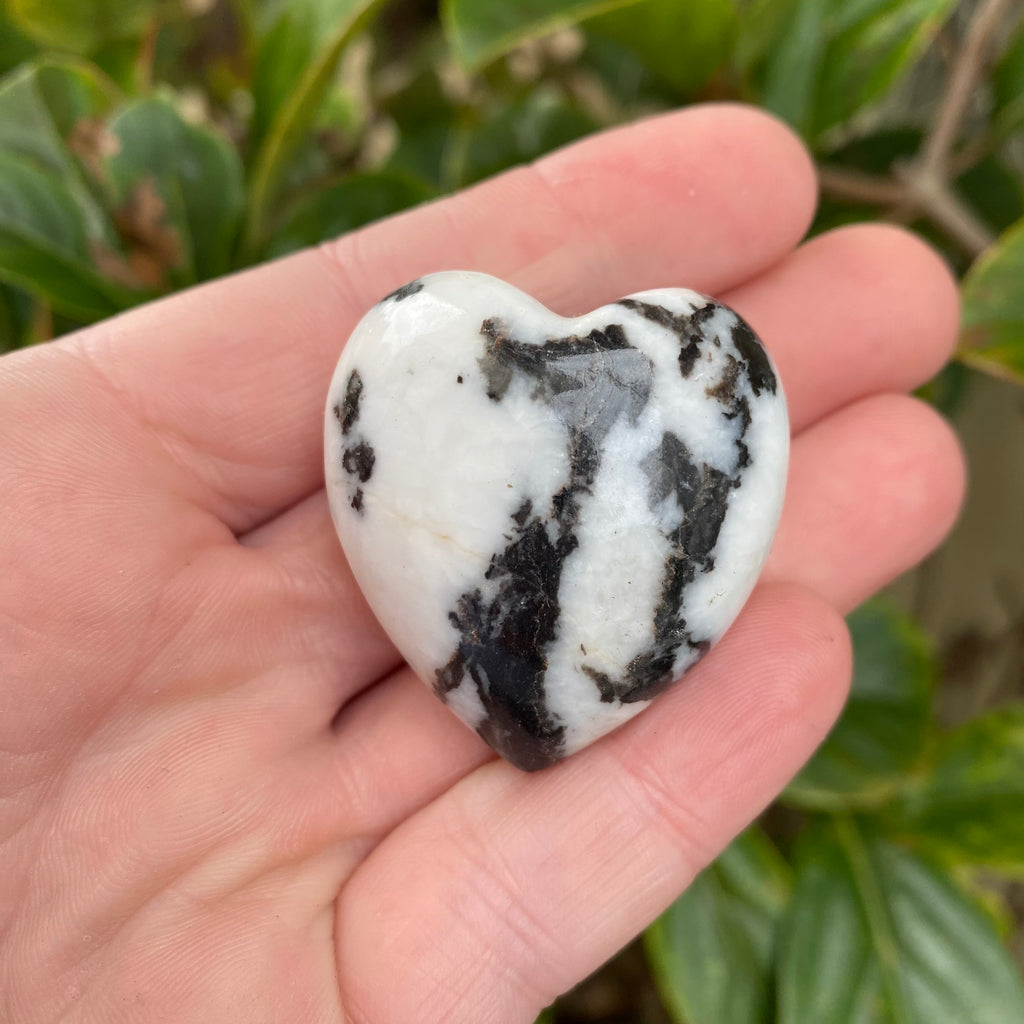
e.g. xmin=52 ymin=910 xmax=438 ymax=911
xmin=817 ymin=166 xmax=906 ymax=207
xmin=136 ymin=14 xmax=160 ymax=93
xmin=919 ymin=0 xmax=1021 ymax=180
xmin=899 ymin=0 xmax=1020 ymax=255
xmin=896 ymin=162 xmax=996 ymax=256
xmin=819 ymin=0 xmax=1019 ymax=260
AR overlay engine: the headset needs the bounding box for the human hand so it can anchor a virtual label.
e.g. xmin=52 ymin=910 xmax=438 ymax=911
xmin=0 ymin=105 xmax=964 ymax=1024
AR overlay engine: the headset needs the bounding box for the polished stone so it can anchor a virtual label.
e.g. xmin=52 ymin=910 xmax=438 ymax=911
xmin=325 ymin=272 xmax=789 ymax=770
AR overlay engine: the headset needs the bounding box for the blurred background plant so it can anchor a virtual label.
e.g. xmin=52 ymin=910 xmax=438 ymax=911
xmin=1 ymin=0 xmax=1023 ymax=1020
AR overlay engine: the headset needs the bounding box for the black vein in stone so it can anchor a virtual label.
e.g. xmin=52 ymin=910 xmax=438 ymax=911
xmin=731 ymin=319 xmax=777 ymax=396
xmin=435 ymin=317 xmax=652 ymax=770
xmin=381 ymin=279 xmax=424 ymax=303
xmin=435 ymin=300 xmax=777 ymax=766
xmin=584 ymin=300 xmax=775 ymax=704
xmin=334 ymin=368 xmax=375 ymax=516
xmin=618 ymin=298 xmax=720 ymax=377
xmin=334 ymin=369 xmax=363 ymax=435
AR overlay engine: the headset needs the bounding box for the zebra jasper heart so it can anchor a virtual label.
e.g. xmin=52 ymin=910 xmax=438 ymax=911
xmin=324 ymin=271 xmax=789 ymax=771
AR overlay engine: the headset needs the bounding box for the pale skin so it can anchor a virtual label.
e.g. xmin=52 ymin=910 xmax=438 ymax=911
xmin=0 ymin=105 xmax=965 ymax=1024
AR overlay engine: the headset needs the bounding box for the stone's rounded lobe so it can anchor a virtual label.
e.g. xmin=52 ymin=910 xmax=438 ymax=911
xmin=324 ymin=272 xmax=789 ymax=771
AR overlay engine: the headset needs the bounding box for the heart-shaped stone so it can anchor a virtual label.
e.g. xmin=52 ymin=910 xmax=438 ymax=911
xmin=325 ymin=272 xmax=788 ymax=770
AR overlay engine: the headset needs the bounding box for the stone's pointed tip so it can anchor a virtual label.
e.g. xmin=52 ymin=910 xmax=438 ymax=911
xmin=325 ymin=272 xmax=788 ymax=771
xmin=493 ymin=739 xmax=565 ymax=773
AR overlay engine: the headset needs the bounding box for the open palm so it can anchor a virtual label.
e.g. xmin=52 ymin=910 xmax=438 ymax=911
xmin=0 ymin=106 xmax=964 ymax=1024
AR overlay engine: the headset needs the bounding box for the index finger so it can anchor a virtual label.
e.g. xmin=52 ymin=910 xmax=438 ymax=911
xmin=63 ymin=104 xmax=816 ymax=532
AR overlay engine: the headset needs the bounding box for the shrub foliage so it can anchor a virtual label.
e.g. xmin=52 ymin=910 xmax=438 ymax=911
xmin=2 ymin=1 xmax=1023 ymax=1021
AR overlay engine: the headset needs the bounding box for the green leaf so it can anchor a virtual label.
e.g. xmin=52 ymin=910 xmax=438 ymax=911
xmin=811 ymin=129 xmax=924 ymax=238
xmin=645 ymin=827 xmax=791 ymax=1024
xmin=0 ymin=152 xmax=135 ymax=319
xmin=955 ymin=156 xmax=1024 ymax=237
xmin=814 ymin=0 xmax=956 ymax=138
xmin=7 ymin=0 xmax=156 ymax=54
xmin=105 ymin=96 xmax=244 ymax=285
xmin=777 ymin=818 xmax=1024 ymax=1024
xmin=242 ymin=0 xmax=385 ymax=258
xmin=250 ymin=0 xmax=321 ymax=158
xmin=744 ymin=0 xmax=958 ymax=140
xmin=822 ymin=126 xmax=924 ymax=176
xmin=389 ymin=120 xmax=453 ymax=190
xmin=441 ymin=0 xmax=643 ymax=72
xmin=577 ymin=32 xmax=667 ymax=110
xmin=0 ymin=6 xmax=39 ymax=77
xmin=993 ymin=17 xmax=1024 ymax=140
xmin=960 ymin=217 xmax=1024 ymax=385
xmin=90 ymin=36 xmax=146 ymax=95
xmin=0 ymin=281 xmax=35 ymax=352
xmin=777 ymin=822 xmax=879 ymax=1024
xmin=0 ymin=61 xmax=142 ymax=319
xmin=447 ymin=87 xmax=597 ymax=188
xmin=752 ymin=0 xmax=827 ymax=133
xmin=0 ymin=61 xmax=118 ymax=236
xmin=265 ymin=171 xmax=435 ymax=258
xmin=886 ymin=704 xmax=1024 ymax=872
xmin=785 ymin=600 xmax=933 ymax=811
xmin=915 ymin=359 xmax=972 ymax=420
xmin=376 ymin=43 xmax=454 ymax=189
xmin=586 ymin=0 xmax=738 ymax=96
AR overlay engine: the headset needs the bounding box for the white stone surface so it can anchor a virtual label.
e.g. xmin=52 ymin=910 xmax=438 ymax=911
xmin=325 ymin=272 xmax=789 ymax=769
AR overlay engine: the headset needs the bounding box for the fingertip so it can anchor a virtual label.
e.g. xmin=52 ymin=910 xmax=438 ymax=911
xmin=818 ymin=222 xmax=961 ymax=381
xmin=882 ymin=392 xmax=967 ymax=552
xmin=771 ymin=392 xmax=968 ymax=611
xmin=726 ymin=220 xmax=962 ymax=433
xmin=667 ymin=103 xmax=820 ymax=278
xmin=709 ymin=581 xmax=853 ymax=752
xmin=532 ymin=102 xmax=820 ymax=297
xmin=688 ymin=102 xmax=819 ymax=252
xmin=607 ymin=581 xmax=854 ymax=823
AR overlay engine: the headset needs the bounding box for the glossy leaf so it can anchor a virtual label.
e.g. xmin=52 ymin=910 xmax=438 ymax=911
xmin=379 ymin=50 xmax=456 ymax=189
xmin=0 ymin=281 xmax=35 ymax=352
xmin=785 ymin=601 xmax=933 ymax=810
xmin=993 ymin=18 xmax=1024 ymax=140
xmin=815 ymin=0 xmax=956 ymax=137
xmin=778 ymin=819 xmax=1024 ymax=1024
xmin=955 ymin=156 xmax=1024 ymax=237
xmin=751 ymin=0 xmax=826 ymax=133
xmin=0 ymin=61 xmax=118 ymax=239
xmin=7 ymin=0 xmax=156 ymax=54
xmin=578 ymin=32 xmax=666 ymax=109
xmin=105 ymin=97 xmax=244 ymax=286
xmin=243 ymin=0 xmax=385 ymax=258
xmin=0 ymin=6 xmax=38 ymax=78
xmin=447 ymin=87 xmax=597 ymax=188
xmin=265 ymin=171 xmax=435 ymax=258
xmin=0 ymin=62 xmax=141 ymax=319
xmin=442 ymin=0 xmax=643 ymax=72
xmin=388 ymin=120 xmax=452 ymax=191
xmin=777 ymin=822 xmax=878 ymax=1024
xmin=645 ymin=827 xmax=791 ymax=1024
xmin=746 ymin=0 xmax=957 ymax=139
xmin=960 ymin=217 xmax=1024 ymax=384
xmin=887 ymin=704 xmax=1024 ymax=872
xmin=587 ymin=0 xmax=738 ymax=96
xmin=250 ymin=0 xmax=324 ymax=157
xmin=915 ymin=360 xmax=972 ymax=420
xmin=0 ymin=153 xmax=134 ymax=319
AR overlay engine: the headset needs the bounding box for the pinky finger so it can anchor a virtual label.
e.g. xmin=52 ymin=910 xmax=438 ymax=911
xmin=335 ymin=583 xmax=851 ymax=1024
